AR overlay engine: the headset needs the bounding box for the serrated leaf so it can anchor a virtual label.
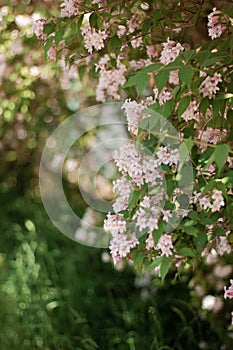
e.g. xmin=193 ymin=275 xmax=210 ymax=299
xmin=55 ymin=29 xmax=64 ymax=46
xmin=177 ymin=247 xmax=195 ymax=257
xmin=43 ymin=23 xmax=55 ymax=35
xmin=179 ymin=65 xmax=193 ymax=90
xmin=89 ymin=12 xmax=98 ymax=28
xmin=152 ymin=221 xmax=164 ymax=246
xmin=160 ymin=99 xmax=175 ymax=118
xmin=132 ymin=251 xmax=145 ymax=276
xmin=136 ymin=74 xmax=150 ymax=95
xmin=140 ymin=63 xmax=163 ymax=73
xmin=160 ymin=258 xmax=171 ymax=282
xmin=200 ymin=56 xmax=225 ymax=69
xmin=44 ymin=37 xmax=53 ymax=56
xmin=199 ymin=97 xmax=210 ymax=116
xmin=194 ymin=232 xmax=207 ymax=253
xmin=178 ymin=95 xmax=191 ymax=119
xmin=145 ymin=256 xmax=163 ymax=270
xmin=78 ymin=14 xmax=84 ymax=30
xmin=182 ymin=50 xmax=195 ymax=62
xmin=155 ymin=69 xmax=169 ymax=92
xmin=214 ymin=144 xmax=230 ymax=175
xmin=128 ymin=190 xmax=141 ymax=213
xmin=142 ymin=19 xmax=151 ymax=35
xmin=109 ymin=35 xmax=121 ymax=50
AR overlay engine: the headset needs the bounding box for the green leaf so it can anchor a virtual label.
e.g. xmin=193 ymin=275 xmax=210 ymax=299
xmin=142 ymin=19 xmax=151 ymax=35
xmin=194 ymin=232 xmax=207 ymax=253
xmin=160 ymin=258 xmax=171 ymax=282
xmin=200 ymin=56 xmax=225 ymax=69
xmin=109 ymin=35 xmax=121 ymax=50
xmin=182 ymin=50 xmax=195 ymax=63
xmin=89 ymin=12 xmax=98 ymax=28
xmin=136 ymin=74 xmax=150 ymax=95
xmin=178 ymin=140 xmax=193 ymax=167
xmin=177 ymin=247 xmax=195 ymax=257
xmin=55 ymin=29 xmax=64 ymax=46
xmin=161 ymin=99 xmax=175 ymax=118
xmin=43 ymin=23 xmax=55 ymax=35
xmin=139 ymin=63 xmax=163 ymax=73
xmin=199 ymin=97 xmax=210 ymax=116
xmin=155 ymin=69 xmax=169 ymax=92
xmin=128 ymin=190 xmax=141 ymax=213
xmin=178 ymin=95 xmax=191 ymax=119
xmin=44 ymin=37 xmax=53 ymax=56
xmin=132 ymin=251 xmax=145 ymax=276
xmin=124 ymin=73 xmax=150 ymax=95
xmin=77 ymin=14 xmax=84 ymax=30
xmin=152 ymin=221 xmax=164 ymax=246
xmin=179 ymin=65 xmax=193 ymax=90
xmin=78 ymin=65 xmax=86 ymax=81
xmin=214 ymin=144 xmax=230 ymax=175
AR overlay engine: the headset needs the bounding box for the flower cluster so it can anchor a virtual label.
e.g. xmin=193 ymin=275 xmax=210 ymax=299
xmin=180 ymin=99 xmax=199 ymax=122
xmin=81 ymin=23 xmax=107 ymax=54
xmin=32 ymin=18 xmax=45 ymax=39
xmin=197 ymin=128 xmax=227 ymax=150
xmin=104 ymin=213 xmax=139 ymax=264
xmin=113 ymin=140 xmax=170 ymax=188
xmin=159 ymin=38 xmax=184 ymax=65
xmin=224 ymin=279 xmax=233 ymax=299
xmin=216 ymin=236 xmax=232 ymax=256
xmin=208 ymin=7 xmax=225 ymax=40
xmin=60 ymin=0 xmax=78 ymax=18
xmin=134 ymin=194 xmax=164 ymax=232
xmin=199 ymin=72 xmax=222 ymax=99
xmin=122 ymin=97 xmax=154 ymax=135
xmin=157 ymin=234 xmax=173 ymax=257
xmin=95 ymin=55 xmax=126 ymax=101
xmin=194 ymin=189 xmax=225 ymax=213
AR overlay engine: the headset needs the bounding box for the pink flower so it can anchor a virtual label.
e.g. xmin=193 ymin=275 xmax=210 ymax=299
xmin=207 ymin=8 xmax=225 ymax=40
xmin=157 ymin=234 xmax=173 ymax=257
xmin=47 ymin=42 xmax=56 ymax=61
xmin=159 ymin=38 xmax=184 ymax=65
xmin=199 ymin=72 xmax=222 ymax=99
xmin=224 ymin=279 xmax=233 ymax=299
xmin=60 ymin=0 xmax=78 ymax=18
xmin=32 ymin=19 xmax=45 ymax=38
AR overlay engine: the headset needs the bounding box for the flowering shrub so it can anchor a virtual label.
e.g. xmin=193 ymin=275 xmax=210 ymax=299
xmin=34 ymin=0 xmax=233 ymax=326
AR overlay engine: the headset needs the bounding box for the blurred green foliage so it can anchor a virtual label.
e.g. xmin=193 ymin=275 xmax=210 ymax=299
xmin=1 ymin=195 xmax=233 ymax=350
xmin=0 ymin=1 xmax=233 ymax=349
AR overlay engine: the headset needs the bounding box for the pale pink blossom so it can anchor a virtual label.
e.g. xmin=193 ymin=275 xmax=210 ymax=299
xmin=104 ymin=213 xmax=126 ymax=235
xmin=169 ymin=70 xmax=179 ymax=85
xmin=96 ymin=58 xmax=126 ymax=102
xmin=224 ymin=279 xmax=233 ymax=299
xmin=146 ymin=45 xmax=158 ymax=59
xmin=131 ymin=36 xmax=143 ymax=48
xmin=199 ymin=72 xmax=222 ymax=99
xmin=157 ymin=234 xmax=173 ymax=257
xmin=129 ymin=59 xmax=152 ymax=70
xmin=47 ymin=42 xmax=56 ymax=61
xmin=216 ymin=236 xmax=232 ymax=256
xmin=117 ymin=25 xmax=126 ymax=37
xmin=81 ymin=23 xmax=107 ymax=54
xmin=159 ymin=38 xmax=184 ymax=65
xmin=60 ymin=0 xmax=78 ymax=18
xmin=208 ymin=8 xmax=225 ymax=40
xmin=146 ymin=232 xmax=155 ymax=249
xmin=32 ymin=19 xmax=45 ymax=38
xmin=181 ymin=99 xmax=200 ymax=122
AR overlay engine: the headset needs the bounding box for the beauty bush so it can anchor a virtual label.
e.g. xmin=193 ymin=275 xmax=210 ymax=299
xmin=34 ymin=1 xmax=233 ymax=324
